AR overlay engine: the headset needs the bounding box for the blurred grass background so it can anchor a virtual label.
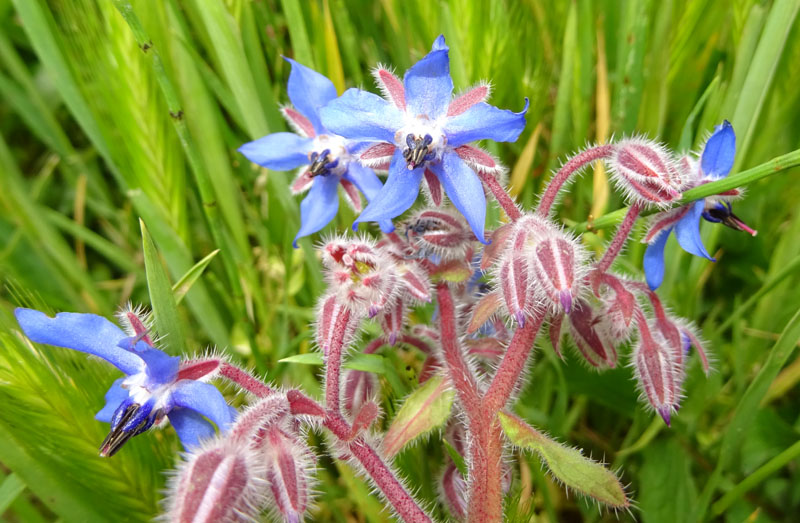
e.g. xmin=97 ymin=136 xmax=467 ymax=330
xmin=0 ymin=0 xmax=799 ymax=521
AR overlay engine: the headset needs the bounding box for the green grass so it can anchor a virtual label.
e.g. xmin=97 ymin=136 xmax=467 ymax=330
xmin=1 ymin=0 xmax=799 ymax=521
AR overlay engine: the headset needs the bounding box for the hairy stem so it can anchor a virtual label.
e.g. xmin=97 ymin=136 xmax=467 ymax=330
xmin=466 ymin=419 xmax=505 ymax=523
xmin=436 ymin=283 xmax=482 ymax=419
xmin=219 ymin=362 xmax=272 ymax=398
xmin=594 ymin=202 xmax=643 ymax=273
xmin=483 ymin=312 xmax=545 ymax=416
xmin=478 ymin=170 xmax=521 ymax=221
xmin=537 ymin=144 xmax=615 ymax=217
xmin=325 ymin=414 xmax=432 ymax=523
xmin=325 ymin=308 xmax=353 ymax=414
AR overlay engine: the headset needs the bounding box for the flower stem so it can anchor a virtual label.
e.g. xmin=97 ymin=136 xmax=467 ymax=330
xmin=482 ymin=312 xmax=545 ymax=416
xmin=436 ymin=283 xmax=482 ymax=419
xmin=466 ymin=419 xmax=505 ymax=523
xmin=537 ymin=144 xmax=616 ymax=217
xmin=478 ymin=170 xmax=521 ymax=221
xmin=219 ymin=362 xmax=272 ymax=398
xmin=325 ymin=413 xmax=432 ymax=523
xmin=325 ymin=308 xmax=353 ymax=414
xmin=594 ymin=202 xmax=643 ymax=273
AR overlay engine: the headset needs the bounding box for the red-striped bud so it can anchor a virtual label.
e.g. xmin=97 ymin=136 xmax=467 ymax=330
xmin=343 ymin=369 xmax=378 ymax=417
xmin=403 ymin=208 xmax=474 ymax=261
xmin=529 ymin=231 xmax=587 ymax=314
xmin=379 ymin=299 xmax=405 ymax=346
xmin=633 ymin=325 xmax=680 ymax=426
xmin=608 ymin=140 xmax=682 ymax=207
xmin=166 ymin=441 xmax=266 ymax=523
xmin=262 ymin=424 xmax=315 ymax=523
xmin=567 ymin=300 xmax=618 ymax=368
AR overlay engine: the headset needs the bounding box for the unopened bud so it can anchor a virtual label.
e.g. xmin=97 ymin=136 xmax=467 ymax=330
xmin=379 ymin=299 xmax=405 ymax=346
xmin=166 ymin=441 xmax=266 ymax=523
xmin=343 ymin=369 xmax=378 ymax=417
xmin=567 ymin=300 xmax=618 ymax=368
xmin=529 ymin=232 xmax=587 ymax=314
xmin=608 ymin=140 xmax=682 ymax=207
xmin=262 ymin=425 xmax=314 ymax=523
xmin=633 ymin=318 xmax=679 ymax=425
xmin=404 ymin=209 xmax=473 ymax=260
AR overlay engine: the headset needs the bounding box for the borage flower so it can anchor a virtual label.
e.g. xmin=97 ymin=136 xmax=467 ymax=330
xmin=642 ymin=121 xmax=757 ymax=290
xmin=239 ymin=59 xmax=391 ymax=246
xmin=14 ymin=308 xmax=233 ymax=456
xmin=320 ymin=35 xmax=528 ymax=242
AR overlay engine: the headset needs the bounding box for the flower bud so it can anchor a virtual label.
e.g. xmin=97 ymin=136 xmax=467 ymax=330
xmin=379 ymin=299 xmax=405 ymax=346
xmin=528 ymin=230 xmax=588 ymax=314
xmin=567 ymin=300 xmax=618 ymax=368
xmin=439 ymin=463 xmax=467 ymax=519
xmin=166 ymin=440 xmax=266 ymax=523
xmin=316 ymin=294 xmax=358 ymax=357
xmin=403 ymin=208 xmax=473 ymax=261
xmin=321 ymin=237 xmax=399 ymax=317
xmin=608 ymin=140 xmax=682 ymax=207
xmin=262 ymin=425 xmax=315 ymax=523
xmin=343 ymin=369 xmax=378 ymax=417
xmin=633 ymin=326 xmax=679 ymax=426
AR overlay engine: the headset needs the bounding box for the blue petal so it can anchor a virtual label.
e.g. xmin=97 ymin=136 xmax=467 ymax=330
xmin=170 ymin=380 xmax=234 ymax=433
xmin=95 ymin=378 xmax=130 ymax=423
xmin=168 ymin=409 xmax=216 ymax=449
xmin=429 ymin=152 xmax=487 ymax=243
xmin=644 ymin=228 xmax=671 ymax=291
xmin=675 ymin=200 xmax=715 ymax=261
xmin=444 ymin=99 xmax=529 ymax=147
xmin=238 ymin=133 xmax=312 ymax=171
xmin=344 ymin=162 xmax=383 ymax=201
xmin=353 ymin=150 xmax=423 ymax=228
xmin=14 ymin=309 xmax=143 ymax=375
xmin=431 ymin=34 xmax=448 ymax=51
xmin=320 ymin=88 xmax=404 ymax=143
xmin=285 ymin=58 xmax=338 ymax=134
xmin=701 ymin=120 xmax=735 ymax=179
xmin=404 ymin=39 xmax=453 ymax=119
xmin=293 ymin=173 xmax=340 ymax=247
xmin=140 ymin=349 xmax=180 ymax=385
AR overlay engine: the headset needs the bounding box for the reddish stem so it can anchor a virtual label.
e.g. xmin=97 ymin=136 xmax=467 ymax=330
xmin=594 ymin=202 xmax=643 ymax=273
xmin=537 ymin=144 xmax=615 ymax=217
xmin=482 ymin=311 xmax=545 ymax=416
xmin=478 ymin=170 xmax=521 ymax=221
xmin=325 ymin=308 xmax=352 ymax=414
xmin=436 ymin=283 xmax=482 ymax=420
xmin=325 ymin=413 xmax=431 ymax=523
xmin=219 ymin=362 xmax=272 ymax=398
xmin=466 ymin=418 xmax=505 ymax=523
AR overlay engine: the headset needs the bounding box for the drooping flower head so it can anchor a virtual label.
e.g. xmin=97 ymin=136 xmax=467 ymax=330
xmin=239 ymin=59 xmax=391 ymax=246
xmin=320 ymin=35 xmax=528 ymax=242
xmin=642 ymin=121 xmax=757 ymax=290
xmin=14 ymin=307 xmax=233 ymax=456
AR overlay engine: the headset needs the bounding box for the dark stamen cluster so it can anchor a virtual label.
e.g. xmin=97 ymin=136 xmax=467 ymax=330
xmin=403 ymin=134 xmax=434 ymax=170
xmin=309 ymin=149 xmax=339 ymax=177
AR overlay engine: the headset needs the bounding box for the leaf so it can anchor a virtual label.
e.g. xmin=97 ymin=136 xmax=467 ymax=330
xmin=172 ymin=249 xmax=220 ymax=305
xmin=383 ymin=374 xmax=454 ymax=457
xmin=0 ymin=473 xmax=25 ymax=515
xmin=442 ymin=439 xmax=468 ymax=478
xmin=498 ymin=411 xmax=628 ymax=509
xmin=431 ymin=260 xmax=472 ymax=284
xmin=140 ymin=219 xmax=185 ymax=354
xmin=639 ymin=439 xmax=696 ymax=522
xmin=279 ymin=352 xmax=387 ymax=375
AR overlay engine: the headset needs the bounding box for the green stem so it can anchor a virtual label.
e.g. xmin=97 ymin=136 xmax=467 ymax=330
xmin=711 ymin=439 xmax=800 ymax=516
xmin=573 ymin=147 xmax=800 ymax=233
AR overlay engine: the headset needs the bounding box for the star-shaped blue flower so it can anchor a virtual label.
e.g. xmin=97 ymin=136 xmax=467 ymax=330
xmin=643 ymin=121 xmax=756 ymax=290
xmin=320 ymin=35 xmax=528 ymax=242
xmin=239 ymin=59 xmax=390 ymax=247
xmin=14 ymin=308 xmax=234 ymax=456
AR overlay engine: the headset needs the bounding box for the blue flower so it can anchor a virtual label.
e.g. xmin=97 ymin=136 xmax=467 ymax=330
xmin=238 ymin=58 xmax=391 ymax=247
xmin=643 ymin=121 xmax=756 ymax=290
xmin=14 ymin=308 xmax=234 ymax=456
xmin=320 ymin=35 xmax=528 ymax=242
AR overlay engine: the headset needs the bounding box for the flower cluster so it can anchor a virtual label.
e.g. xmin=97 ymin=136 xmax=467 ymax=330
xmin=11 ymin=33 xmax=764 ymax=523
xmin=240 ymin=36 xmax=528 ymax=245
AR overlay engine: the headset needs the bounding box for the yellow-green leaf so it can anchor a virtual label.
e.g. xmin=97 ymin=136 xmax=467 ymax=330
xmin=499 ymin=411 xmax=628 ymax=509
xmin=383 ymin=375 xmax=454 ymax=457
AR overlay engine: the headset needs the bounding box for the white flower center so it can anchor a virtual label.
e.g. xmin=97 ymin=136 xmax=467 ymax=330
xmin=309 ymin=134 xmax=351 ymax=177
xmin=395 ymin=115 xmax=446 ymax=169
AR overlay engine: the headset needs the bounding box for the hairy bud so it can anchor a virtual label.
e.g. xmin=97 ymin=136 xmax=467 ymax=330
xmin=321 ymin=237 xmax=399 ymax=317
xmin=166 ymin=440 xmax=266 ymax=523
xmin=633 ymin=315 xmax=680 ymax=425
xmin=262 ymin=424 xmax=315 ymax=523
xmin=316 ymin=294 xmax=358 ymax=357
xmin=608 ymin=139 xmax=682 ymax=206
xmin=403 ymin=208 xmax=474 ymax=261
xmin=343 ymin=369 xmax=378 ymax=417
xmin=528 ymin=230 xmax=588 ymax=314
xmin=567 ymin=300 xmax=618 ymax=368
